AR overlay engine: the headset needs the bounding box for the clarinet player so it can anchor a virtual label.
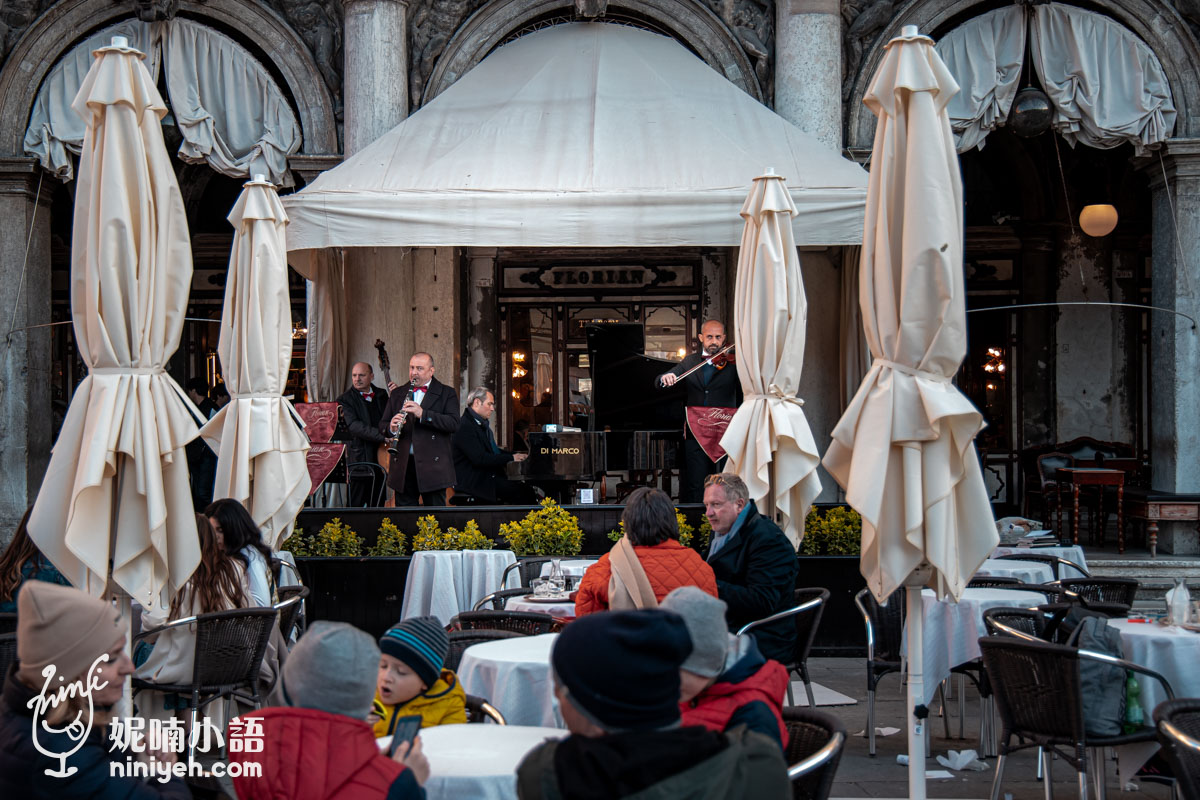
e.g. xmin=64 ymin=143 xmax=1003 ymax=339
xmin=378 ymin=352 xmax=460 ymax=506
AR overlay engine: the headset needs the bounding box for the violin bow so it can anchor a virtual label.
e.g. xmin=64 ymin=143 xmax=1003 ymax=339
xmin=667 ymin=343 xmax=737 ymax=383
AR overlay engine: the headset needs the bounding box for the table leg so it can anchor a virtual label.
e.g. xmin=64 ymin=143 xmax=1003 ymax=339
xmin=1117 ymin=485 xmax=1124 ymax=554
xmin=1073 ymin=484 xmax=1080 ymax=545
xmin=1056 ymin=486 xmax=1063 ymax=537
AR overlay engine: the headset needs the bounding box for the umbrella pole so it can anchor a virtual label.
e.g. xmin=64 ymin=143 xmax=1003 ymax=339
xmin=905 ymin=563 xmax=932 ymax=800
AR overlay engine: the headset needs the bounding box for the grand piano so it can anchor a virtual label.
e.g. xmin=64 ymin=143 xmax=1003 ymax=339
xmin=513 ymin=323 xmax=686 ymax=495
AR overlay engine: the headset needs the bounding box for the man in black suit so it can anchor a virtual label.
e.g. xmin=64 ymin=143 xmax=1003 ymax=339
xmin=658 ymin=320 xmax=742 ymax=503
xmin=703 ymin=472 xmax=798 ymax=663
xmin=338 ymin=362 xmax=389 ymax=507
xmin=186 ymin=377 xmax=218 ymax=511
xmin=378 ymin=352 xmax=459 ymax=506
xmin=452 ymin=387 xmax=536 ymax=504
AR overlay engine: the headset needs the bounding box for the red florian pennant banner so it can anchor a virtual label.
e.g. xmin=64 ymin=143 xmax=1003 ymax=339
xmin=685 ymin=406 xmax=737 ymax=463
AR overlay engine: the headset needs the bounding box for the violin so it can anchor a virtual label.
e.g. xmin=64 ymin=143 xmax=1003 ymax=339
xmin=709 ymin=347 xmax=736 ymax=369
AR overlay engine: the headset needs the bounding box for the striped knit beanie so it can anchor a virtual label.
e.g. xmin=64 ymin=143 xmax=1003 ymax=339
xmin=379 ymin=616 xmax=448 ymax=688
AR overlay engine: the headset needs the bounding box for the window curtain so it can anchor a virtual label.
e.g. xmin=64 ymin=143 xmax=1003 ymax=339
xmin=935 ymin=6 xmax=1026 ymax=154
xmin=23 ymin=20 xmax=161 ymax=180
xmin=838 ymin=245 xmax=870 ymax=411
xmin=163 ymin=19 xmax=301 ymax=187
xmin=24 ymin=18 xmax=300 ymax=185
xmin=294 ymin=249 xmax=348 ymax=402
xmin=1029 ymin=3 xmax=1175 ymax=154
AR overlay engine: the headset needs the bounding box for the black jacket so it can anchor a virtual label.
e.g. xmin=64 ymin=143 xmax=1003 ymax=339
xmin=661 ymin=351 xmax=742 ymax=408
xmin=452 ymin=409 xmax=514 ymax=502
xmin=0 ymin=669 xmax=189 ymax=799
xmin=338 ymin=384 xmax=389 ymax=465
xmin=706 ymin=501 xmax=798 ymax=663
xmin=378 ymin=377 xmax=459 ymax=493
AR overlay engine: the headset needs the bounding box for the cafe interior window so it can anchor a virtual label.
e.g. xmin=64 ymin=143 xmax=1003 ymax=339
xmin=509 ymin=307 xmax=556 ymax=434
xmin=644 ymin=305 xmax=688 ymax=361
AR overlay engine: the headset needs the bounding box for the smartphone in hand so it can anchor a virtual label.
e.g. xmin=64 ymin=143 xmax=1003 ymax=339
xmin=387 ymin=715 xmax=423 ymax=758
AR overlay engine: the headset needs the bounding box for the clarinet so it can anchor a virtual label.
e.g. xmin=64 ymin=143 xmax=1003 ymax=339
xmin=386 ymin=386 xmax=415 ymax=457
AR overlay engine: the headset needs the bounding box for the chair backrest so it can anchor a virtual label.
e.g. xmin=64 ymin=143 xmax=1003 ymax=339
xmin=446 ymin=629 xmax=522 ymax=672
xmin=275 ymin=585 xmax=310 ymax=640
xmin=347 ymin=462 xmax=388 ymax=506
xmin=1037 ymin=452 xmax=1074 ymax=488
xmin=978 ymin=635 xmax=1085 ymax=744
xmin=1059 ymin=577 xmax=1139 ymax=608
xmin=465 ymin=694 xmax=507 ymax=724
xmin=783 ymin=707 xmax=846 ymax=800
xmin=968 ymin=576 xmax=1023 ymax=589
xmin=1154 ymin=698 xmax=1200 ymax=800
xmin=853 ymin=588 xmax=905 ymax=664
xmin=499 ymin=557 xmax=552 ymax=589
xmin=451 ymin=610 xmax=555 ymax=636
xmin=0 ymin=612 xmax=17 ymax=635
xmin=999 ymin=554 xmax=1089 ymax=580
xmin=788 ymin=588 xmax=829 ymax=671
xmin=472 ymin=588 xmax=530 ymax=611
xmin=191 ymin=608 xmax=280 ymax=692
xmin=983 ymin=607 xmax=1048 ymax=640
xmin=0 ymin=632 xmax=16 ymax=682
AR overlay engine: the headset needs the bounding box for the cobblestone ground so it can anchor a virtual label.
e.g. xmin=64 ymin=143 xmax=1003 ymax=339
xmin=809 ymin=657 xmax=1174 ymax=799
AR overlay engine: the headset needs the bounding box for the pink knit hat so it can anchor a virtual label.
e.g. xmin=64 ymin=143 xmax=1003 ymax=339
xmin=17 ymin=581 xmax=122 ymax=686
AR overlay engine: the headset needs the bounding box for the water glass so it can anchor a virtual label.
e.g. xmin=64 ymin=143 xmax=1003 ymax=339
xmin=531 ymin=578 xmax=551 ymax=598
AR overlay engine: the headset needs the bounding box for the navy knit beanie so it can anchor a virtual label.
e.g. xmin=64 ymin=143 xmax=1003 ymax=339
xmin=552 ymin=609 xmax=693 ymax=731
xmin=379 ymin=616 xmax=448 ymax=688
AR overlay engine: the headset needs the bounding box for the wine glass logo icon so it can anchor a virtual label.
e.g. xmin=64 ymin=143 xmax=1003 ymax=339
xmin=25 ymin=655 xmax=110 ymax=778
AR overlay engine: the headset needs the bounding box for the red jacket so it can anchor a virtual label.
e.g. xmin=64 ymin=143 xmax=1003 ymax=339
xmin=575 ymin=539 xmax=718 ymax=615
xmin=232 ymin=706 xmax=420 ymax=800
xmin=681 ymin=658 xmax=790 ymax=747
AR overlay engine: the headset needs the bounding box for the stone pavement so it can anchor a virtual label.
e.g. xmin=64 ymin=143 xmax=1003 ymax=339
xmin=808 ymin=657 xmax=1174 ymax=799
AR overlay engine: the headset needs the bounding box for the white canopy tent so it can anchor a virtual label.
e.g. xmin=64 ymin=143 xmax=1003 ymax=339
xmin=283 ymin=22 xmax=868 ymax=253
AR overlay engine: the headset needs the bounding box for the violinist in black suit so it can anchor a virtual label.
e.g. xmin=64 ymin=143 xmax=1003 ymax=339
xmin=378 ymin=352 xmax=460 ymax=506
xmin=658 ymin=320 xmax=742 ymax=503
xmin=338 ymin=362 xmax=389 ymax=506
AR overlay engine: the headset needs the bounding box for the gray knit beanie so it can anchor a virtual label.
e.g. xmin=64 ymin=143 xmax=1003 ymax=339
xmin=281 ymin=621 xmax=380 ymax=719
xmin=660 ymin=586 xmax=731 ymax=678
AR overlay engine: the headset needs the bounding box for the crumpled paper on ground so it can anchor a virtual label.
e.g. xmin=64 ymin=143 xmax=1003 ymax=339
xmin=936 ymin=749 xmax=989 ymax=771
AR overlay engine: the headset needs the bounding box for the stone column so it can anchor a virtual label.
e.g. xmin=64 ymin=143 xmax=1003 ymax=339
xmin=1144 ymin=139 xmax=1200 ymax=553
xmin=0 ymin=159 xmax=52 ymax=536
xmin=343 ymin=0 xmax=410 ymax=156
xmin=775 ymin=0 xmax=843 ymax=152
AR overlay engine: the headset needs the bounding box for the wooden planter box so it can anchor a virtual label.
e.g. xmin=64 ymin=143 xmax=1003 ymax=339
xmin=293 ymin=557 xmax=411 ymax=639
xmin=797 ymin=554 xmax=867 ymax=657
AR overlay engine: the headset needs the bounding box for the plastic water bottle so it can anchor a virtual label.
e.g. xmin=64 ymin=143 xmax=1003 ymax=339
xmin=1169 ymin=577 xmax=1191 ymax=625
xmin=1123 ymin=673 xmax=1143 ymax=733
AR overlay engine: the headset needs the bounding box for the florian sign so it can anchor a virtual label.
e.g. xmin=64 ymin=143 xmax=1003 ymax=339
xmin=502 ymin=263 xmax=695 ymax=292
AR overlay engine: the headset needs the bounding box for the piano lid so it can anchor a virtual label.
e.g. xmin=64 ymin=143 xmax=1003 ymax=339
xmin=586 ymin=323 xmax=685 ymax=432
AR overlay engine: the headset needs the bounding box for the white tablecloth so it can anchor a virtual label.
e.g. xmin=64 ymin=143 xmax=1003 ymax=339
xmin=400 ymin=550 xmax=519 ymax=624
xmin=974 ymin=558 xmax=1054 ymax=585
xmin=1109 ymin=619 xmax=1200 ymax=718
xmin=458 ymin=633 xmax=562 ymax=728
xmin=992 ymin=545 xmax=1088 ymax=578
xmin=537 ymin=559 xmax=598 ymax=578
xmin=913 ymin=587 xmax=1049 ymax=705
xmin=418 ymin=724 xmax=567 ymax=800
xmin=505 ymin=595 xmax=576 ymax=617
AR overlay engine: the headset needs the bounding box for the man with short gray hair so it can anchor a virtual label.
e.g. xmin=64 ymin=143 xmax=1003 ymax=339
xmin=702 ymin=473 xmax=798 ymax=662
xmin=452 ymin=387 xmax=534 ymax=504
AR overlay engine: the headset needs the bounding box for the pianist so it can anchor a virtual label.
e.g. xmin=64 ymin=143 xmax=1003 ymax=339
xmin=658 ymin=319 xmax=741 ymax=503
xmin=452 ymin=388 xmax=536 ymax=504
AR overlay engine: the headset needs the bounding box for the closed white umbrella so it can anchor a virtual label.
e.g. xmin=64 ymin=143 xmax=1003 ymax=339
xmin=721 ymin=170 xmax=822 ymax=545
xmin=27 ymin=39 xmax=201 ymax=615
xmin=822 ymin=27 xmax=998 ymax=799
xmin=201 ymin=178 xmax=311 ymax=548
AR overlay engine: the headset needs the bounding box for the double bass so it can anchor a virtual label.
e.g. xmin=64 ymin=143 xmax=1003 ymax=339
xmin=374 ymin=339 xmax=394 ymax=470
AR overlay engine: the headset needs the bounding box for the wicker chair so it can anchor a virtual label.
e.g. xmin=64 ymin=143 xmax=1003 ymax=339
xmin=979 ymin=635 xmax=1174 ymax=800
xmin=853 ymin=588 xmax=904 ymax=756
xmin=0 ymin=632 xmax=15 ymax=681
xmin=1058 ymin=578 xmax=1139 ymax=608
xmin=983 ymin=607 xmax=1051 ymax=640
xmin=446 ymin=629 xmax=522 ymax=672
xmin=0 ymin=612 xmax=16 ymax=634
xmin=131 ymin=607 xmax=279 ymax=762
xmin=1154 ymin=698 xmax=1200 ymax=800
xmin=968 ymin=576 xmax=1024 ymax=589
xmin=472 ymin=588 xmax=530 ymax=611
xmin=783 ymin=707 xmax=846 ymax=800
xmin=465 ymin=694 xmax=507 ymax=724
xmin=499 ymin=557 xmax=597 ymax=590
xmin=737 ymin=588 xmax=828 ymax=709
xmin=997 ymin=553 xmax=1090 ymax=580
xmin=451 ymin=610 xmax=556 ymax=636
xmin=274 ymin=585 xmax=310 ymax=640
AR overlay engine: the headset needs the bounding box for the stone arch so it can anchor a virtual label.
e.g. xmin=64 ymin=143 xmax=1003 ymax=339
xmin=844 ymin=0 xmax=1200 ymax=150
xmin=0 ymin=0 xmax=338 ymax=157
xmin=424 ymin=0 xmax=763 ymax=105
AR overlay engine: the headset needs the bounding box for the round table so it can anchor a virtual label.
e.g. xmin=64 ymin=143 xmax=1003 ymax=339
xmin=396 ymin=724 xmax=567 ymax=800
xmin=537 ymin=559 xmax=598 ymax=579
xmin=505 ymin=595 xmax=576 ymax=617
xmin=457 ymin=633 xmax=562 ymax=728
xmin=991 ymin=545 xmax=1089 ymax=578
xmin=1108 ymin=618 xmax=1200 ymax=718
xmin=974 ymin=558 xmax=1054 ymax=584
xmin=400 ymin=550 xmax=519 ymax=624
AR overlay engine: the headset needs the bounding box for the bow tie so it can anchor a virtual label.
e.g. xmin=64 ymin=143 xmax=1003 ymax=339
xmin=413 ymin=385 xmax=427 ymax=393
xmin=360 ymin=391 xmax=373 ymax=401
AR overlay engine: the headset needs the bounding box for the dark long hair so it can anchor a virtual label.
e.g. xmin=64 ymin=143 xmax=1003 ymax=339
xmin=0 ymin=507 xmax=45 ymax=604
xmin=204 ymin=498 xmax=274 ymax=571
xmin=171 ymin=515 xmax=249 ymax=618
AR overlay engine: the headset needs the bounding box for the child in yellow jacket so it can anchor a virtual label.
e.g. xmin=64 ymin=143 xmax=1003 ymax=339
xmin=369 ymin=616 xmax=466 ymax=737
